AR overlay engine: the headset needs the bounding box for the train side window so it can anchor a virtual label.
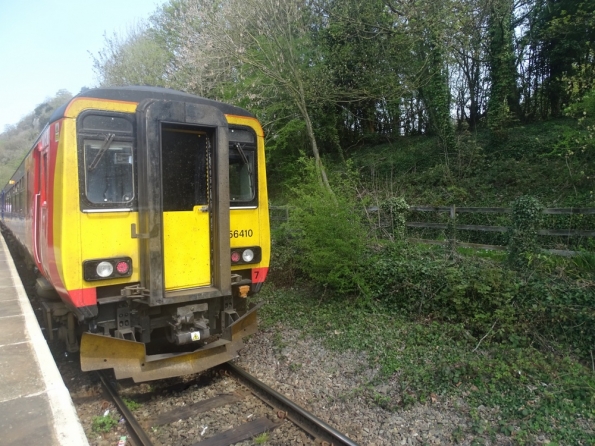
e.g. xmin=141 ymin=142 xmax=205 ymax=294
xmin=83 ymin=139 xmax=134 ymax=204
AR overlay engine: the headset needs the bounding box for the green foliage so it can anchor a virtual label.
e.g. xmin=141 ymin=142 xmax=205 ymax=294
xmin=368 ymin=243 xmax=522 ymax=338
xmin=379 ymin=197 xmax=409 ymax=240
xmin=253 ymin=432 xmax=270 ymax=444
xmin=0 ymin=90 xmax=72 ymax=187
xmin=367 ymin=241 xmax=595 ymax=361
xmin=280 ymin=158 xmax=370 ymax=294
xmin=353 ymin=120 xmax=589 ymax=210
xmin=487 ymin=0 xmax=519 ymax=132
xmin=526 ymin=0 xmax=595 ymax=118
xmin=256 ymin=285 xmax=595 ymax=444
xmin=91 ymin=414 xmax=118 ymax=433
xmin=264 ymin=119 xmax=310 ymax=196
xmin=123 ymin=398 xmax=141 ymax=411
xmin=507 ymin=196 xmax=543 ymax=268
xmin=92 ymin=23 xmax=171 ymax=88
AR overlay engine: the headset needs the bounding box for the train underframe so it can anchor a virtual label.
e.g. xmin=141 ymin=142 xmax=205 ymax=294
xmin=38 ymin=274 xmax=259 ymax=382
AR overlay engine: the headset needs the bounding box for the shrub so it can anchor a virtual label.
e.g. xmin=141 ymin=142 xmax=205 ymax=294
xmin=367 ymin=242 xmax=595 ymax=362
xmin=368 ymin=244 xmax=522 ymax=338
xmin=281 ymin=158 xmax=370 ymax=295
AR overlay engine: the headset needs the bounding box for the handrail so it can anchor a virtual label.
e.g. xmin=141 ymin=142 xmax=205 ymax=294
xmin=33 ymin=193 xmax=41 ymax=265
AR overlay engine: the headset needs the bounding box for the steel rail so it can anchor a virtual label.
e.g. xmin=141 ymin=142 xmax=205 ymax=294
xmin=225 ymin=362 xmax=360 ymax=446
xmin=97 ymin=371 xmax=154 ymax=446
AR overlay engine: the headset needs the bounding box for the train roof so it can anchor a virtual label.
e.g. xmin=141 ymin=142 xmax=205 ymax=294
xmin=49 ymin=86 xmax=255 ymax=124
xmin=2 ymin=87 xmax=255 ymax=193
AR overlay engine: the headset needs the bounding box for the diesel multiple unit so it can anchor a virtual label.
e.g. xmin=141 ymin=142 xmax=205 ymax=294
xmin=1 ymin=87 xmax=270 ymax=382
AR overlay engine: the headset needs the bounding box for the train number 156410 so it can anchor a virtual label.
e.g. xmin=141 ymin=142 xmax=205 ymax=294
xmin=230 ymin=229 xmax=253 ymax=238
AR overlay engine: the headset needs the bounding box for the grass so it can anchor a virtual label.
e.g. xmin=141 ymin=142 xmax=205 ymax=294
xmin=254 ymin=284 xmax=595 ymax=444
xmin=349 ymin=118 xmax=595 ymax=209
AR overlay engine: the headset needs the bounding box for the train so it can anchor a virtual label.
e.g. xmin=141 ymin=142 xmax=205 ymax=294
xmin=1 ymin=86 xmax=270 ymax=382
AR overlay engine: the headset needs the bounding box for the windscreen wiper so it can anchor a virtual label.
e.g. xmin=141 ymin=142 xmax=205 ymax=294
xmin=88 ymin=133 xmax=115 ymax=171
xmin=234 ymin=143 xmax=253 ymax=175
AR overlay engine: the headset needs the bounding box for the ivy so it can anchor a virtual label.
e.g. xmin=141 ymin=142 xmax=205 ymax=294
xmin=380 ymin=197 xmax=409 ymax=240
xmin=507 ymin=195 xmax=543 ymax=268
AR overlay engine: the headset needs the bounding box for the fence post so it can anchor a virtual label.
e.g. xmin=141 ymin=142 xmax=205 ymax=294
xmin=448 ymin=205 xmax=457 ymax=254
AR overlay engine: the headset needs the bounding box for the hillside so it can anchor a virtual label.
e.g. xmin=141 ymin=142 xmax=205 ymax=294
xmin=348 ymin=118 xmax=594 ymax=208
xmin=0 ymin=90 xmax=72 ymax=187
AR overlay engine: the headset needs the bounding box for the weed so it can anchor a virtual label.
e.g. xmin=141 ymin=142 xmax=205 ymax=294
xmin=452 ymin=425 xmax=465 ymax=443
xmin=253 ymin=432 xmax=270 ymax=444
xmin=289 ymin=362 xmax=302 ymax=372
xmin=272 ymin=332 xmax=286 ymax=351
xmin=372 ymin=392 xmax=392 ymax=410
xmin=91 ymin=414 xmax=117 ymax=433
xmin=123 ymin=398 xmax=141 ymax=411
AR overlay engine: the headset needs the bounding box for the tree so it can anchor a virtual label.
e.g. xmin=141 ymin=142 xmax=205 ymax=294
xmin=386 ymin=0 xmax=458 ymax=171
xmin=206 ymin=0 xmax=336 ymax=195
xmin=450 ymin=0 xmax=490 ymax=130
xmin=320 ymin=0 xmax=412 ymax=144
xmin=0 ymin=91 xmax=73 ymax=187
xmin=487 ymin=0 xmax=520 ymax=129
xmin=92 ymin=22 xmax=171 ymax=87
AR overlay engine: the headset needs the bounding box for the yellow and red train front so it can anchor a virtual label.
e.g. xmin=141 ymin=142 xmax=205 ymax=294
xmin=36 ymin=97 xmax=269 ymax=316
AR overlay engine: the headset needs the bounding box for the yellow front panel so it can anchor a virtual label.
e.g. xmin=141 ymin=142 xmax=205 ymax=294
xmin=79 ymin=212 xmax=140 ymax=285
xmin=58 ymin=98 xmax=138 ymax=292
xmin=230 ymin=209 xmax=260 ymax=248
xmin=163 ymin=207 xmax=211 ymax=290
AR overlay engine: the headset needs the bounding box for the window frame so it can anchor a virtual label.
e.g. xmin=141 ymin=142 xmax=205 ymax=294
xmin=228 ymin=125 xmax=258 ymax=208
xmin=76 ymin=111 xmax=137 ymax=212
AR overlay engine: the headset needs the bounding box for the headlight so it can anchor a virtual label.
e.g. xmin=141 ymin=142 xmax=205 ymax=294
xmin=96 ymin=261 xmax=114 ymax=278
xmin=242 ymin=249 xmax=254 ymax=262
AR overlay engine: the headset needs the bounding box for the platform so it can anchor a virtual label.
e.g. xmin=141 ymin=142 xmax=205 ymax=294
xmin=0 ymin=232 xmax=89 ymax=445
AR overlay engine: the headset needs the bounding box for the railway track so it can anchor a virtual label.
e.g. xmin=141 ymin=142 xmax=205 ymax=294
xmin=98 ymin=363 xmax=359 ymax=446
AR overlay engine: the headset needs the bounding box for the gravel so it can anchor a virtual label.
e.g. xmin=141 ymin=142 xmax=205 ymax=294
xmin=234 ymin=324 xmax=518 ymax=446
xmin=48 ymin=317 xmax=544 ymax=446
xmin=62 ymin=321 xmax=496 ymax=446
xmin=57 ymin=318 xmax=522 ymax=446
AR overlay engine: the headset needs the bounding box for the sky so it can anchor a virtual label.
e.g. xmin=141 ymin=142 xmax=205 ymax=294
xmin=0 ymin=0 xmax=163 ymax=131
